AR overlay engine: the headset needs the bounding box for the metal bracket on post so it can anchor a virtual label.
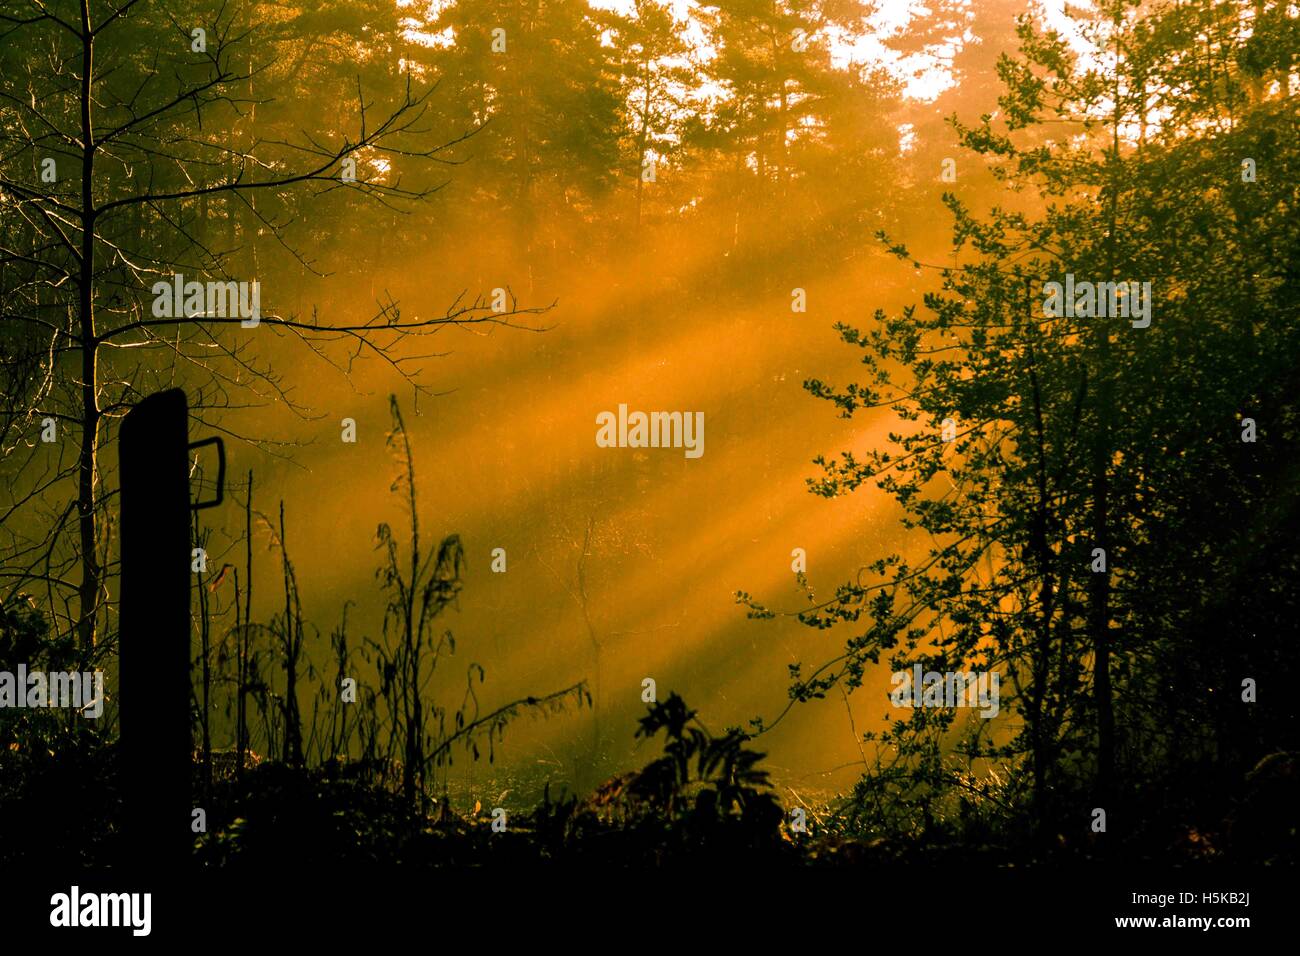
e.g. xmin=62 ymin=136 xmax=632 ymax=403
xmin=188 ymin=436 xmax=225 ymax=511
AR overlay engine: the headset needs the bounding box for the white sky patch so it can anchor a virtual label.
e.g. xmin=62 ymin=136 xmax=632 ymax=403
xmin=835 ymin=0 xmax=961 ymax=101
xmin=402 ymin=0 xmax=455 ymax=48
xmin=897 ymin=121 xmax=917 ymax=154
xmin=400 ymin=0 xmax=1185 ymax=140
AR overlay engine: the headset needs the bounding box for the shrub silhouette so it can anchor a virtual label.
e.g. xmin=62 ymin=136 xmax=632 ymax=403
xmin=622 ymin=693 xmax=786 ymax=856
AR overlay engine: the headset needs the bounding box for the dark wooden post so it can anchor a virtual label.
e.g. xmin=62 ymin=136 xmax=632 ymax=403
xmin=119 ymin=388 xmax=192 ymax=870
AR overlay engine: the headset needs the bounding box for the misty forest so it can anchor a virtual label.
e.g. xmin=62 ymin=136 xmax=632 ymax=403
xmin=1 ymin=0 xmax=1298 ymax=869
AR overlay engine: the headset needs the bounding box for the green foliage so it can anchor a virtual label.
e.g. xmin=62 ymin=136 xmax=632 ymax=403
xmin=0 ymin=597 xmax=80 ymax=755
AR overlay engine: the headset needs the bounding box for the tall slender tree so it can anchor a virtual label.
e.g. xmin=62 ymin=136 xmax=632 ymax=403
xmin=0 ymin=0 xmax=545 ymax=652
